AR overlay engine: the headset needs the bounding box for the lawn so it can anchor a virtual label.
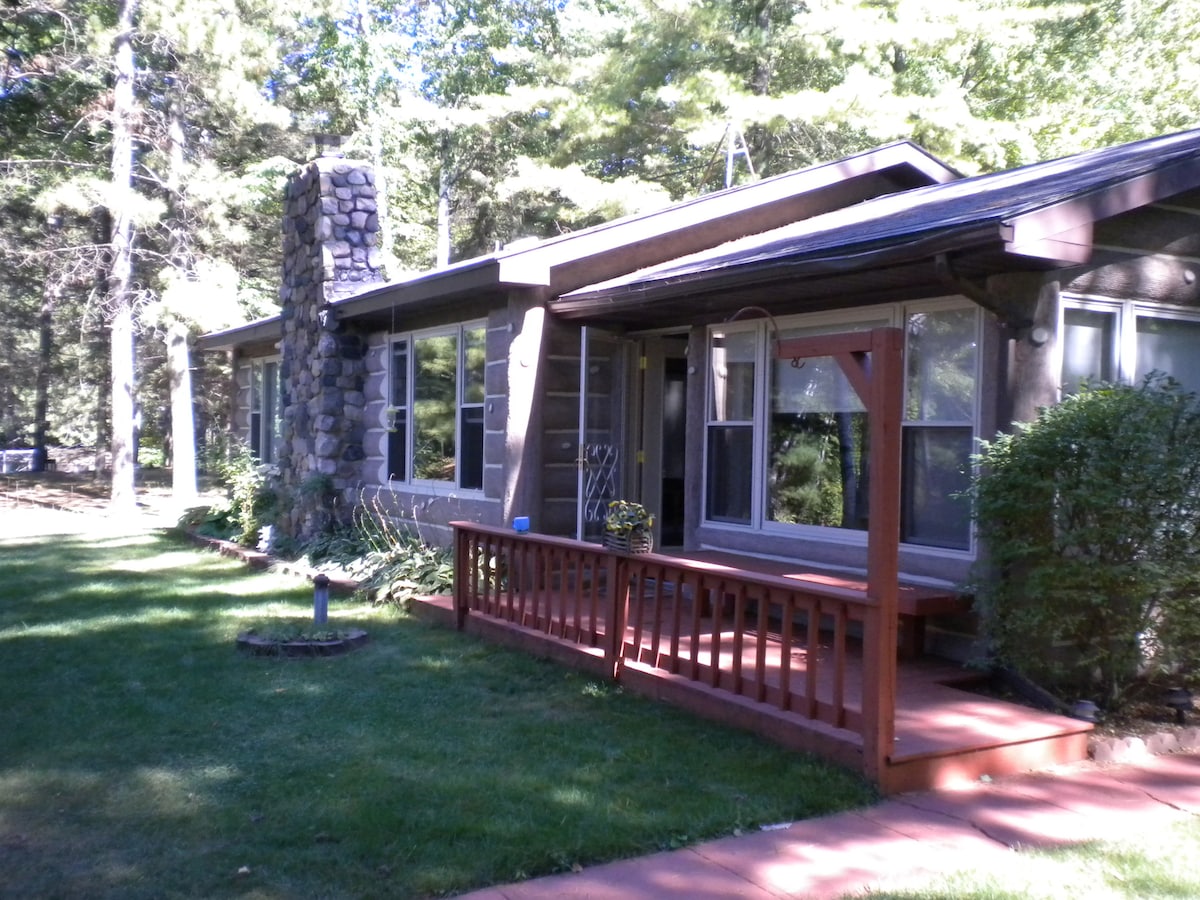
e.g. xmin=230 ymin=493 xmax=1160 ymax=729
xmin=865 ymin=815 xmax=1200 ymax=899
xmin=0 ymin=521 xmax=875 ymax=899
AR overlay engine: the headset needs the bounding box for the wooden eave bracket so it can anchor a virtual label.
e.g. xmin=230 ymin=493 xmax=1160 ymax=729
xmin=934 ymin=253 xmax=1033 ymax=330
xmin=998 ymin=155 xmax=1200 ymax=266
xmin=1000 ymin=220 xmax=1094 ymax=265
xmin=834 ymin=352 xmax=872 ymax=406
xmin=774 ymin=331 xmax=877 ymax=407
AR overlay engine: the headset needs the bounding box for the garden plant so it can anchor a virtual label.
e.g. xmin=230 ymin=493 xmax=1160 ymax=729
xmin=968 ymin=375 xmax=1200 ymax=711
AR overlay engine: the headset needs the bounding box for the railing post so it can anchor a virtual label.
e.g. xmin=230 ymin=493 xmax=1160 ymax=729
xmin=452 ymin=523 xmax=469 ymax=630
xmin=604 ymin=551 xmax=629 ymax=681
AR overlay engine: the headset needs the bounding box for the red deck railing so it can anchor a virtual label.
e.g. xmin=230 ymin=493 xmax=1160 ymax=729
xmin=452 ymin=522 xmax=891 ymax=757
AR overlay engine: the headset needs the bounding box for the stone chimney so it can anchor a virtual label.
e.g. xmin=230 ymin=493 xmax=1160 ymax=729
xmin=278 ymin=158 xmax=385 ymax=540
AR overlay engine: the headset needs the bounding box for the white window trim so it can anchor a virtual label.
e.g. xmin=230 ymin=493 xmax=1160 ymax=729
xmin=385 ymin=320 xmax=487 ymax=495
xmin=1059 ymin=295 xmax=1200 ymax=395
xmin=702 ymin=297 xmax=980 ymax=557
xmin=249 ymin=356 xmax=281 ymax=465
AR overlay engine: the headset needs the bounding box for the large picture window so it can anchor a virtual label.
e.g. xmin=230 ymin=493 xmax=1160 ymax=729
xmin=767 ymin=320 xmax=884 ymax=531
xmin=388 ymin=322 xmax=486 ymax=490
xmin=704 ymin=303 xmax=979 ymax=552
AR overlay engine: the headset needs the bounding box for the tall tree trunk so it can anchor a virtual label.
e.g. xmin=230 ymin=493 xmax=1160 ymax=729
xmin=164 ymin=97 xmax=198 ymax=503
xmin=94 ymin=324 xmax=111 ymax=482
xmin=108 ymin=0 xmax=138 ymax=511
xmin=90 ymin=210 xmax=111 ymax=481
xmin=750 ymin=0 xmax=773 ymax=96
xmin=32 ymin=278 xmax=59 ymax=472
xmin=436 ymin=161 xmax=452 ymax=268
xmin=167 ymin=320 xmax=197 ymax=502
xmin=836 ymin=412 xmax=858 ymax=527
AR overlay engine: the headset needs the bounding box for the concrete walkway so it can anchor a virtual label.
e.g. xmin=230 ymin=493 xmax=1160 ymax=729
xmin=461 ymin=752 xmax=1200 ymax=899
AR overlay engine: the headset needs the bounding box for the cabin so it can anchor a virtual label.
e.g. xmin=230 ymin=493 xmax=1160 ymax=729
xmin=199 ymin=129 xmax=1200 ymax=791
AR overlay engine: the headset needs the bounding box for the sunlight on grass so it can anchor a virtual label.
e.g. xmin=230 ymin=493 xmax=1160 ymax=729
xmin=414 ymin=654 xmax=459 ymax=671
xmin=121 ymin=765 xmax=238 ymax=818
xmin=79 ymin=534 xmax=162 ymax=552
xmin=0 ymin=529 xmax=877 ymax=898
xmin=0 ymin=769 xmax=104 ymax=806
xmin=225 ymin=600 xmax=377 ymax=621
xmin=1 ymin=763 xmax=239 ymax=823
xmin=549 ymin=785 xmax=595 ymax=808
xmin=110 ymin=551 xmax=221 ymax=572
xmin=227 ymin=601 xmax=313 ymax=620
xmin=0 ymin=607 xmax=195 ymax=641
xmin=256 ymin=682 xmax=329 ymax=699
xmin=867 ymin=817 xmax=1200 ymax=900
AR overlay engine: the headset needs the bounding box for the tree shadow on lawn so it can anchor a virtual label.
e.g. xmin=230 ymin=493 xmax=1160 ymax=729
xmin=0 ymin=529 xmax=875 ymax=899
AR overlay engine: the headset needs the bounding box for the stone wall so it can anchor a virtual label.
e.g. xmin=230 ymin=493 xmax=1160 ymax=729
xmin=278 ymin=157 xmax=384 ymax=540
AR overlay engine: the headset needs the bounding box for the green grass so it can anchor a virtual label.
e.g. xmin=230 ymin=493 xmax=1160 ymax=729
xmin=0 ymin=525 xmax=875 ymax=899
xmin=864 ymin=816 xmax=1200 ymax=899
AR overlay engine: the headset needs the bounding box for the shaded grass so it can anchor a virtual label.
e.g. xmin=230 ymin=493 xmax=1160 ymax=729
xmin=0 ymin=526 xmax=875 ymax=898
xmin=864 ymin=816 xmax=1200 ymax=899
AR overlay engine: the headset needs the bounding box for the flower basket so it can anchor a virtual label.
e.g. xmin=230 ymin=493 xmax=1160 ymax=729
xmin=604 ymin=500 xmax=655 ymax=554
xmin=603 ymin=529 xmax=653 ymax=554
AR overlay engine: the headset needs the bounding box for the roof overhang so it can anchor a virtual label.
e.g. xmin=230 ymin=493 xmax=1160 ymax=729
xmin=195 ymin=316 xmax=282 ymax=353
xmin=323 ymin=255 xmax=550 ymax=328
xmin=199 ymin=141 xmax=961 ymax=351
xmin=556 ymin=135 xmax=1200 ymax=329
xmin=999 ymin=154 xmax=1200 ymax=265
xmin=552 ymin=223 xmax=1006 ymax=328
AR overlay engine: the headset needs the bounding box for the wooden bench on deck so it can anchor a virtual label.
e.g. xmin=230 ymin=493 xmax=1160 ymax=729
xmin=675 ymin=549 xmax=971 ymax=659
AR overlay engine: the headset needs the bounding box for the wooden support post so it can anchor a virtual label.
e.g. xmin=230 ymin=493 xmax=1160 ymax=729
xmin=604 ymin=553 xmax=628 ymax=680
xmin=453 ymin=523 xmax=469 ymax=630
xmin=862 ymin=327 xmax=903 ymax=784
xmin=774 ymin=327 xmax=904 ymax=785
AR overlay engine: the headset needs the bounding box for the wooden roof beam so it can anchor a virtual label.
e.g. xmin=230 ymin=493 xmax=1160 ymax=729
xmin=1000 ymin=156 xmax=1200 ymax=264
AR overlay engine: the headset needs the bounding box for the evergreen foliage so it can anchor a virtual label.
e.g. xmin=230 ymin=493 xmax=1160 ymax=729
xmin=2 ymin=0 xmax=1199 ymax=485
xmin=968 ymin=376 xmax=1200 ymax=710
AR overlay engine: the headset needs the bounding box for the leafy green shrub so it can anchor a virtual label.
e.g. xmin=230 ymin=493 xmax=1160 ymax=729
xmin=360 ymin=537 xmax=454 ymax=607
xmin=297 ymin=520 xmax=375 ymax=567
xmin=968 ymin=375 xmax=1200 ymax=709
xmin=215 ymin=443 xmax=278 ymax=546
xmin=348 ymin=493 xmax=453 ymax=606
xmin=186 ymin=499 xmax=238 ymax=540
xmin=287 ymin=491 xmax=453 ymax=606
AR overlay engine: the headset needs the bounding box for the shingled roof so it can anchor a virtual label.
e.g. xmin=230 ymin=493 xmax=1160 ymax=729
xmin=556 ymin=128 xmax=1200 ymax=326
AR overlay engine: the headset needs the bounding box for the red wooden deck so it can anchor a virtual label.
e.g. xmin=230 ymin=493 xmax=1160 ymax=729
xmin=444 ymin=523 xmax=1092 ymax=793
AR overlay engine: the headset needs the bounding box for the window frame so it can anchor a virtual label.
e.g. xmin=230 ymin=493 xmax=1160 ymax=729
xmin=386 ymin=319 xmax=487 ymax=493
xmin=704 ymin=323 xmax=761 ymax=525
xmin=898 ymin=305 xmax=981 ymax=551
xmin=1058 ymin=296 xmax=1200 ymax=396
xmin=702 ymin=298 xmax=980 ymax=555
xmin=249 ymin=357 xmax=282 ymax=465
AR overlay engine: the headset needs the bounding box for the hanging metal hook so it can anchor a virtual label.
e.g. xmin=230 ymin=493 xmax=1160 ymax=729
xmin=727 ymin=305 xmax=783 ymax=357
